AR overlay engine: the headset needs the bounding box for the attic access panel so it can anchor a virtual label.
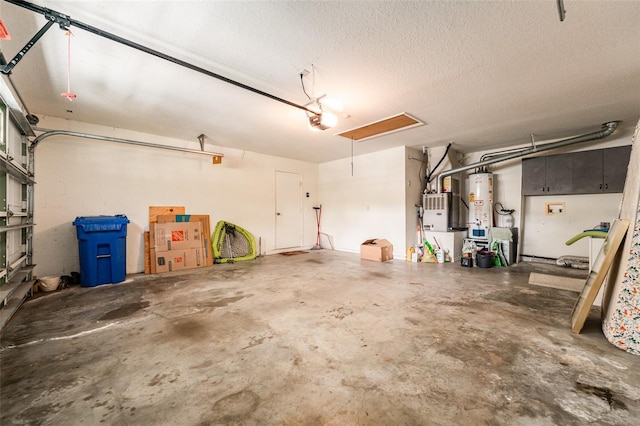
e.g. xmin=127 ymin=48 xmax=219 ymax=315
xmin=336 ymin=113 xmax=424 ymax=142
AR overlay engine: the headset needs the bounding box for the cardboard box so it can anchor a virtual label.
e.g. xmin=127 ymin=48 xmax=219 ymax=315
xmin=360 ymin=239 xmax=393 ymax=262
xmin=157 ymin=214 xmax=213 ymax=266
xmin=148 ymin=206 xmax=186 ymax=274
xmin=144 ymin=231 xmax=151 ymax=274
xmin=154 ymin=222 xmax=203 ymax=251
xmin=424 ymin=230 xmax=467 ymax=262
xmin=155 ymin=248 xmax=204 ymax=273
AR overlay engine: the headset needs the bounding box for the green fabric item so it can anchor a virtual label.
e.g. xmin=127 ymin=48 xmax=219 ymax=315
xmin=565 ymin=230 xmax=608 ymax=246
xmin=212 ymin=220 xmax=257 ymax=263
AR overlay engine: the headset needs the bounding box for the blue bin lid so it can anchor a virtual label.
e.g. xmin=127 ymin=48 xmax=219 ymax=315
xmin=73 ymin=215 xmax=129 ymax=232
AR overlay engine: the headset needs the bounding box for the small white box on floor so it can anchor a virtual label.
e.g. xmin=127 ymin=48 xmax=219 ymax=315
xmin=423 ymin=230 xmax=466 ymax=262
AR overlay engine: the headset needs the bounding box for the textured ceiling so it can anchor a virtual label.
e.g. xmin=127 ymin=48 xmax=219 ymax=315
xmin=1 ymin=0 xmax=639 ymax=163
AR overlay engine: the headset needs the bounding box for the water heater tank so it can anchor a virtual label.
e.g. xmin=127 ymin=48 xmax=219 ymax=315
xmin=468 ymin=172 xmax=493 ymax=239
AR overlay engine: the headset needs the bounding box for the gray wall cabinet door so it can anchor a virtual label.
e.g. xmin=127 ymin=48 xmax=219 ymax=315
xmin=546 ymin=154 xmax=573 ymax=195
xmin=571 ymin=150 xmax=603 ymax=194
xmin=603 ymin=145 xmax=632 ymax=193
xmin=521 ymin=157 xmax=546 ymax=195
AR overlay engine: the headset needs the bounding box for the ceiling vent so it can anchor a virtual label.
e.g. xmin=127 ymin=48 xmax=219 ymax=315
xmin=336 ymin=113 xmax=424 ymax=142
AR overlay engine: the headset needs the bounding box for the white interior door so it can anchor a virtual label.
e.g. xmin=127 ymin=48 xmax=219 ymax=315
xmin=275 ymin=171 xmax=302 ymax=249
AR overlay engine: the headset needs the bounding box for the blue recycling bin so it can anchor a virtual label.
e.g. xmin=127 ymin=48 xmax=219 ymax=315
xmin=73 ymin=215 xmax=130 ymax=287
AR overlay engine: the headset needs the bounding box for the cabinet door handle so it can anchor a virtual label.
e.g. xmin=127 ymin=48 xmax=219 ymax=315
xmin=542 ymin=186 xmax=546 ymax=192
xmin=605 ymin=183 xmax=608 ymax=190
xmin=600 ymin=183 xmax=603 ymax=190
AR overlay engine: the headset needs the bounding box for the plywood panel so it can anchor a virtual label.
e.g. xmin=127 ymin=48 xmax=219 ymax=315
xmin=336 ymin=113 xmax=423 ymax=141
xmin=149 ymin=206 xmax=185 ymax=224
xmin=571 ymin=219 xmax=629 ymax=333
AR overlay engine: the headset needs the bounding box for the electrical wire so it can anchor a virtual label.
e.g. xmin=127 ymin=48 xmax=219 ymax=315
xmin=493 ymin=202 xmax=514 ymax=216
xmin=426 ymin=142 xmax=452 ymax=183
xmin=300 ymin=73 xmax=312 ymax=100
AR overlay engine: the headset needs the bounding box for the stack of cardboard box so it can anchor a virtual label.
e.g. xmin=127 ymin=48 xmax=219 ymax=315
xmin=144 ymin=206 xmax=213 ymax=274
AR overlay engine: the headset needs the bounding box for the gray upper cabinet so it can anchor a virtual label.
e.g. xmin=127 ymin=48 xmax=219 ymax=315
xmin=571 ymin=150 xmax=603 ymax=194
xmin=546 ymin=154 xmax=574 ymax=194
xmin=521 ymin=156 xmax=546 ymax=195
xmin=521 ymin=154 xmax=573 ymax=195
xmin=603 ymin=145 xmax=632 ymax=193
xmin=522 ymin=146 xmax=631 ymax=196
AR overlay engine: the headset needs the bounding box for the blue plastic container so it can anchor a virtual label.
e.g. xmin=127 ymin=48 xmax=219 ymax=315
xmin=72 ymin=215 xmax=129 ymax=287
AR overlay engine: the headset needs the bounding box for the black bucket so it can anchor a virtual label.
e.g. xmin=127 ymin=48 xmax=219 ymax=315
xmin=476 ymin=251 xmax=494 ymax=268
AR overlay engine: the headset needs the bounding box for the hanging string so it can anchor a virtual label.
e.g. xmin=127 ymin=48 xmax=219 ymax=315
xmin=61 ymin=29 xmax=77 ymax=100
xmin=351 ymin=137 xmax=354 ymax=177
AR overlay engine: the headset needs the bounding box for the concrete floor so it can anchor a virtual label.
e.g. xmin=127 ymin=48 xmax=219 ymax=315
xmin=1 ymin=250 xmax=638 ymax=425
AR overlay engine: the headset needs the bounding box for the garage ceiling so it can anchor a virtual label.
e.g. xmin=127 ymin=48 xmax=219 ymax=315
xmin=0 ymin=0 xmax=639 ymax=163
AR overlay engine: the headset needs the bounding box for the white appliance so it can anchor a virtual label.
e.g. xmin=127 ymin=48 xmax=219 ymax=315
xmin=467 ymin=172 xmax=493 ymax=239
xmin=423 ymin=177 xmax=460 ymax=232
xmin=423 ymin=192 xmax=460 ymax=231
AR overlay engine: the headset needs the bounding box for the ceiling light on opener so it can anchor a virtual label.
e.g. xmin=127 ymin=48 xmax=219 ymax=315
xmin=308 ymin=110 xmax=338 ymax=131
xmin=305 ymin=95 xmax=337 ymax=131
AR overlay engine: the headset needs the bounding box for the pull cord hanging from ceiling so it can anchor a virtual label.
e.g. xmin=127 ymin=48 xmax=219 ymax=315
xmin=1 ymin=0 xmax=318 ymax=117
xmin=60 ymin=29 xmax=76 ymax=100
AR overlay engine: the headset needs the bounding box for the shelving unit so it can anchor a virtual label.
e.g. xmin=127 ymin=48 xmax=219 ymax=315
xmin=0 ymin=79 xmax=36 ymax=329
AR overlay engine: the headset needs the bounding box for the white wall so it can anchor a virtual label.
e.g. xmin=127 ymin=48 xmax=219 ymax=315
xmin=405 ymin=147 xmax=425 ymax=249
xmin=521 ymin=193 xmax=621 ymax=258
xmin=318 ymin=146 xmax=407 ymax=256
xmin=34 ymin=117 xmax=319 ymax=276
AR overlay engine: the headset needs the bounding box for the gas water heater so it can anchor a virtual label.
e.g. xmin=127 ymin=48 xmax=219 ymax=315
xmin=467 ymin=172 xmax=493 ymax=239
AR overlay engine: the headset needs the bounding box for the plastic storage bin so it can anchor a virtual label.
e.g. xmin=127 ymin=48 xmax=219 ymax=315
xmin=73 ymin=215 xmax=129 ymax=287
xmin=476 ymin=250 xmax=494 ymax=268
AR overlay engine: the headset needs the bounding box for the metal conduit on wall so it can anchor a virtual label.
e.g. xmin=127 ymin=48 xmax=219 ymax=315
xmin=436 ymin=121 xmax=619 ymax=193
xmin=30 ymin=128 xmax=224 ymax=158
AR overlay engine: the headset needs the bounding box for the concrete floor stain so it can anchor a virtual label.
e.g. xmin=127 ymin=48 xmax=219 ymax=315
xmin=210 ymin=389 xmax=259 ymax=422
xmin=170 ymin=318 xmax=209 ymax=340
xmin=98 ymin=301 xmax=150 ymax=321
xmin=575 ymin=382 xmax=628 ymax=410
xmin=210 ymin=295 xmax=250 ymax=308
